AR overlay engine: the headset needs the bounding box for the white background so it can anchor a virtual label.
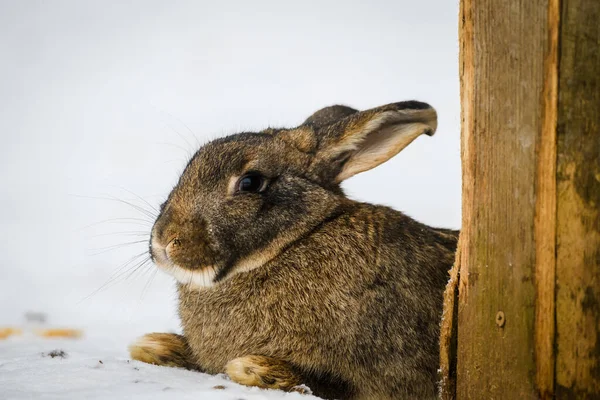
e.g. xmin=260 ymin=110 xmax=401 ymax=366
xmin=0 ymin=0 xmax=460 ymax=334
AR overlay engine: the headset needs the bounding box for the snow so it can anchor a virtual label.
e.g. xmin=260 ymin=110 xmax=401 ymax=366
xmin=0 ymin=329 xmax=320 ymax=400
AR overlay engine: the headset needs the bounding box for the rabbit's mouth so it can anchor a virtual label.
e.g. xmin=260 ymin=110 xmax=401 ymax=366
xmin=150 ymin=237 xmax=218 ymax=289
xmin=161 ymin=262 xmax=218 ymax=289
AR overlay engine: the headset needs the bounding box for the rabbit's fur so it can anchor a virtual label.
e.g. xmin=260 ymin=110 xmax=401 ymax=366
xmin=130 ymin=101 xmax=458 ymax=399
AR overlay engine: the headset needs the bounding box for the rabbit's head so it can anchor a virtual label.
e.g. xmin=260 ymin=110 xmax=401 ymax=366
xmin=150 ymin=101 xmax=437 ymax=288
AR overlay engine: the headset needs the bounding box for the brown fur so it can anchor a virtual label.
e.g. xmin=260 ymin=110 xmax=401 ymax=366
xmin=130 ymin=101 xmax=458 ymax=399
xmin=225 ymin=355 xmax=303 ymax=391
xmin=129 ymin=332 xmax=196 ymax=370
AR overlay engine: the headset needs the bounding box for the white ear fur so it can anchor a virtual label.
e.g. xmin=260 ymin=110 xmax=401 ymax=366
xmin=334 ymin=108 xmax=437 ymax=182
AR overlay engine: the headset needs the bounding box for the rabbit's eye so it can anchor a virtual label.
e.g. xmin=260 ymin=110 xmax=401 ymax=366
xmin=237 ymin=173 xmax=267 ymax=193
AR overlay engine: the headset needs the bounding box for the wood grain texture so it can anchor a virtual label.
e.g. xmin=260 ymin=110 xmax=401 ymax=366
xmin=439 ymin=238 xmax=460 ymax=399
xmin=554 ymin=0 xmax=600 ymax=397
xmin=534 ymin=0 xmax=559 ymax=398
xmin=455 ymin=0 xmax=548 ymax=398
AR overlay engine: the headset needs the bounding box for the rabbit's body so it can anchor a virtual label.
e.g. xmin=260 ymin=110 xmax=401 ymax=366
xmin=178 ymin=201 xmax=457 ymax=399
xmin=129 ymin=101 xmax=457 ymax=399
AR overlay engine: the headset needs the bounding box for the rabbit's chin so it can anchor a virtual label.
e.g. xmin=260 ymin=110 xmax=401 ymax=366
xmin=157 ymin=262 xmax=217 ymax=289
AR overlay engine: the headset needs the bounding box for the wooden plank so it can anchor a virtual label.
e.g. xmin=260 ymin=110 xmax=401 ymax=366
xmin=534 ymin=0 xmax=559 ymax=398
xmin=455 ymin=0 xmax=548 ymax=398
xmin=439 ymin=239 xmax=460 ymax=399
xmin=554 ymin=0 xmax=600 ymax=397
xmin=445 ymin=0 xmax=600 ymax=398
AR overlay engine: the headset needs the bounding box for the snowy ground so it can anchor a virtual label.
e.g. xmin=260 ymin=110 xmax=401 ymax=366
xmin=0 ymin=328 xmax=320 ymax=400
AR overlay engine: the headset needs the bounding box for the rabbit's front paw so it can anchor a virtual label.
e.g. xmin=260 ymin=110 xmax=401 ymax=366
xmin=225 ymin=355 xmax=304 ymax=392
xmin=129 ymin=332 xmax=196 ymax=370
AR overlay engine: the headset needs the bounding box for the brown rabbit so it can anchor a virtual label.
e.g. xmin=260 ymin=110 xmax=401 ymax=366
xmin=129 ymin=101 xmax=458 ymax=399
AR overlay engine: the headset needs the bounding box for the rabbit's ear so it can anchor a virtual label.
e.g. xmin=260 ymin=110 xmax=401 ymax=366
xmin=303 ymin=105 xmax=358 ymax=127
xmin=310 ymin=101 xmax=437 ymax=183
xmin=273 ymin=106 xmax=359 ymax=153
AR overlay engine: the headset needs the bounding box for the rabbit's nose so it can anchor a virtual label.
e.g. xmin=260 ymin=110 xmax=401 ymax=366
xmin=165 ymin=238 xmax=182 ymax=259
xmin=149 ymin=236 xmax=169 ymax=266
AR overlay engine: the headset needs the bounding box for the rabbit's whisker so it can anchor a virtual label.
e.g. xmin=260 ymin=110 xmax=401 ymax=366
xmin=79 ymin=252 xmax=151 ymax=303
xmin=162 ymin=110 xmax=201 ymax=148
xmin=88 ymin=231 xmax=150 ymax=239
xmin=76 ymin=218 xmax=153 ymax=232
xmin=70 ymin=194 xmax=157 ymax=220
xmin=88 ymin=240 xmax=148 ymax=256
xmin=140 ymin=268 xmax=159 ymax=301
xmin=111 ymin=186 xmax=160 ymax=215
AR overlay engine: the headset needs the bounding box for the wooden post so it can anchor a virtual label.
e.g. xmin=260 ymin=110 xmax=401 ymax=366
xmin=439 ymin=0 xmax=600 ymax=398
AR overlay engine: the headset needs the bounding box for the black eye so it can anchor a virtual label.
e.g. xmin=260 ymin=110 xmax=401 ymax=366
xmin=237 ymin=173 xmax=267 ymax=193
